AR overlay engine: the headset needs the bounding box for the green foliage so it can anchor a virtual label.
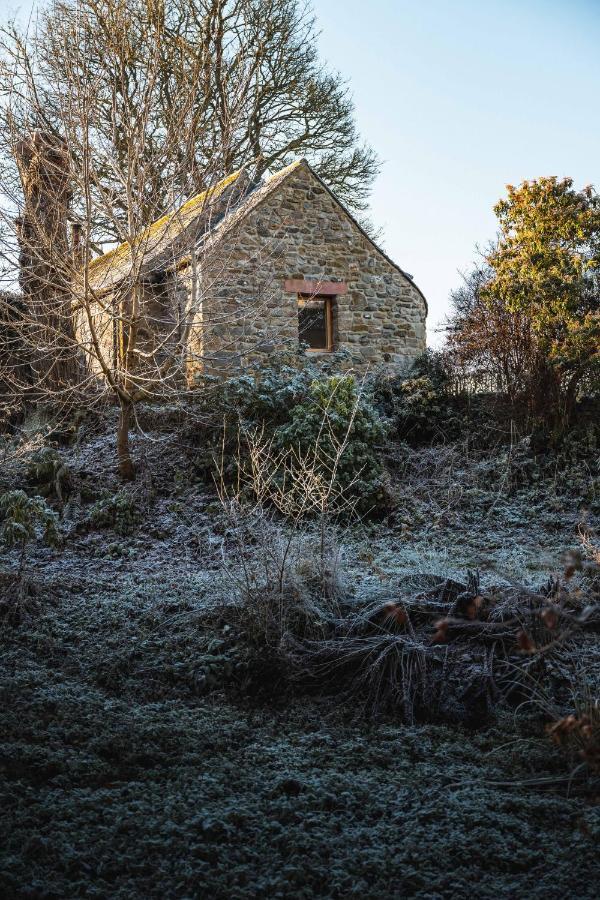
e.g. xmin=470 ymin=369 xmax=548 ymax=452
xmin=396 ymin=376 xmax=450 ymax=440
xmin=484 ymin=177 xmax=600 ymax=422
xmin=196 ymin=351 xmax=344 ymax=428
xmin=411 ymin=348 xmax=454 ymax=391
xmin=88 ymin=492 xmax=140 ymax=536
xmin=0 ymin=490 xmax=61 ymax=558
xmin=189 ymin=353 xmax=324 ymax=479
xmin=373 ymin=354 xmax=460 ymax=444
xmin=26 ymin=447 xmax=71 ymax=500
xmin=274 ymin=374 xmax=387 ymax=511
xmin=490 ymin=178 xmax=600 ymax=320
xmin=191 ymin=354 xmax=388 ymax=513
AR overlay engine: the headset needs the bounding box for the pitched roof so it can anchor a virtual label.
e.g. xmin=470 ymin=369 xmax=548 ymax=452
xmin=170 ymin=159 xmax=306 ymax=269
xmin=87 ymin=168 xmax=247 ymax=294
xmin=200 ymin=159 xmax=427 ymax=309
xmin=86 ymin=159 xmax=427 ymax=309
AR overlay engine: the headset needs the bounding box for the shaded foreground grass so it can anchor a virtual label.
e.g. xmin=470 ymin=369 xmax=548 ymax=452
xmin=1 ymin=578 xmax=600 ymax=899
xmin=1 ymin=413 xmax=599 ymax=898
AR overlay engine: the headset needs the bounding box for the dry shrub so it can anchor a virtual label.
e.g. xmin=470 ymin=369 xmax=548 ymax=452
xmin=218 ymin=499 xmax=343 ymax=650
xmin=285 ymin=562 xmax=600 ymax=725
xmin=547 ymin=701 xmax=600 ymax=773
xmin=212 ymin=417 xmax=600 ymax=718
xmin=286 ymin=627 xmax=431 ymax=723
xmin=212 ymin=422 xmax=354 ymax=689
xmin=211 ymin=499 xmax=344 ymax=695
xmin=285 ymin=577 xmax=493 ymax=724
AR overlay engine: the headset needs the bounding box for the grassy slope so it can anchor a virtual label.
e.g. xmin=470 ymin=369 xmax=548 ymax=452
xmin=1 ymin=423 xmax=599 ymax=898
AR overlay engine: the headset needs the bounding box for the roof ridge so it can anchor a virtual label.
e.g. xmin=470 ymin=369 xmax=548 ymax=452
xmin=86 ymin=158 xmax=426 ymax=312
xmin=195 ymin=158 xmax=428 ymax=311
xmin=87 ymin=168 xmax=245 ymax=284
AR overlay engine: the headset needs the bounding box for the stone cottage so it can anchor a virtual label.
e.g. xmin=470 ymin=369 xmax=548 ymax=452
xmin=84 ymin=159 xmax=427 ymax=379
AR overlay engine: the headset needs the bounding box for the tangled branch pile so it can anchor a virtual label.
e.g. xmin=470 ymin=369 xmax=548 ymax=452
xmin=283 ymin=560 xmax=600 ymax=726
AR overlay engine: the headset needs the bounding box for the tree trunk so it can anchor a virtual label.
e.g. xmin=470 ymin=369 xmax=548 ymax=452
xmin=117 ymin=399 xmax=135 ymax=480
xmin=14 ymin=132 xmax=81 ymax=392
xmin=562 ymin=370 xmax=584 ymax=429
xmin=529 ymin=357 xmax=562 ymax=430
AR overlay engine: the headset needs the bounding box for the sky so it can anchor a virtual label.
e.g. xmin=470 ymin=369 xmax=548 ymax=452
xmin=314 ymin=0 xmax=600 ymax=343
xmin=1 ymin=0 xmax=599 ymax=344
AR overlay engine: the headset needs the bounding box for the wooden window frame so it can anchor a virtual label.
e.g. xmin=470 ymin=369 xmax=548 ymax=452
xmin=298 ymin=293 xmax=334 ymax=352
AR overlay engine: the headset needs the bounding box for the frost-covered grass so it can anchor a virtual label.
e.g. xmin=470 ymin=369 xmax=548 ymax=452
xmin=1 ymin=580 xmax=599 ymax=899
xmin=0 ymin=421 xmax=599 ymax=897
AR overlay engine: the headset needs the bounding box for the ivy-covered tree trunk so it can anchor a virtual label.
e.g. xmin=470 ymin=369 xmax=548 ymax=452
xmin=14 ymin=131 xmax=81 ymax=392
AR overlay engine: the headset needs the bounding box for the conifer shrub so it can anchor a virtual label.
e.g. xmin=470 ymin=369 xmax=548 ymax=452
xmin=274 ymin=374 xmax=387 ymax=514
xmin=88 ymin=492 xmax=140 ymax=536
xmin=372 ymin=351 xmax=462 ymax=444
xmin=0 ymin=490 xmax=61 ymax=567
xmin=26 ymin=447 xmax=71 ymax=501
xmin=0 ymin=490 xmax=61 ymax=620
xmin=196 ymin=350 xmax=331 ymax=426
xmin=191 ymin=352 xmax=388 ymax=515
xmin=188 ymin=355 xmax=322 ymax=482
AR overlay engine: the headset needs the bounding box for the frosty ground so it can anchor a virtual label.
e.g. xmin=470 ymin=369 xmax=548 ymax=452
xmin=1 ymin=413 xmax=599 ymax=899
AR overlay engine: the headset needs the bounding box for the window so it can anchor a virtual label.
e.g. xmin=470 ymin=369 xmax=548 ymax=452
xmin=298 ymin=295 xmax=333 ymax=351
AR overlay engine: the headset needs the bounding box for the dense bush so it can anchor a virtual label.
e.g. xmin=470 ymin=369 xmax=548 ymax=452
xmin=372 ymin=352 xmax=600 ymax=450
xmin=191 ymin=353 xmax=388 ymax=515
xmin=445 ymin=178 xmax=600 ymax=431
xmin=88 ymin=492 xmax=140 ymax=536
xmin=189 ymin=353 xmax=327 ymax=480
xmin=194 ymin=351 xmax=337 ymax=431
xmin=372 ymin=352 xmax=462 ymax=444
xmin=26 ymin=447 xmax=71 ymax=500
xmin=274 ymin=374 xmax=387 ymax=513
xmin=0 ymin=490 xmax=61 ymax=592
xmin=0 ymin=489 xmax=60 ymax=551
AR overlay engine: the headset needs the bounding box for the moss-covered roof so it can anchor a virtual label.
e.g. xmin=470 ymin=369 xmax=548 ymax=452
xmin=87 ymin=169 xmax=244 ymax=293
xmin=86 ymin=158 xmax=426 ymax=309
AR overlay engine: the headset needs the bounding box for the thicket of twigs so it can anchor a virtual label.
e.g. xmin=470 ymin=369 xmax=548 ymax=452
xmin=211 ymin=511 xmax=600 ymax=727
xmin=196 ymin=401 xmax=600 ymax=757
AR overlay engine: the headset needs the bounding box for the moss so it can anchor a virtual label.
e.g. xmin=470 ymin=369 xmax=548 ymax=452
xmin=87 ymin=169 xmax=243 ymax=280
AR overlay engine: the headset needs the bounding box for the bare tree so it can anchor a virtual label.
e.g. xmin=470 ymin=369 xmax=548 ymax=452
xmin=444 ymin=260 xmax=536 ymax=400
xmin=0 ymin=2 xmax=284 ymax=478
xmin=2 ymin=0 xmax=378 ymax=237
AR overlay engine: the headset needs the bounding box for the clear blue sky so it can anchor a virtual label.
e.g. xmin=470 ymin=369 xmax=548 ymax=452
xmin=315 ymin=0 xmax=600 ymax=343
xmin=2 ymin=0 xmax=599 ymax=344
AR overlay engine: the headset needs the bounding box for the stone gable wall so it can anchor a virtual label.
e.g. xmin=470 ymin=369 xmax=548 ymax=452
xmin=180 ymin=163 xmax=426 ymax=376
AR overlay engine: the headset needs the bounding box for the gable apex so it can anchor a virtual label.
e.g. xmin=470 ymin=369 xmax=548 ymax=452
xmin=286 ymin=160 xmax=427 ymax=311
xmin=214 ymin=158 xmax=426 ymax=312
xmin=85 ymin=156 xmax=426 ymax=314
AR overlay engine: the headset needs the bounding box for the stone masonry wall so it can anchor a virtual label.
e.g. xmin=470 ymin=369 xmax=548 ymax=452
xmin=180 ymin=162 xmax=427 ymax=377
